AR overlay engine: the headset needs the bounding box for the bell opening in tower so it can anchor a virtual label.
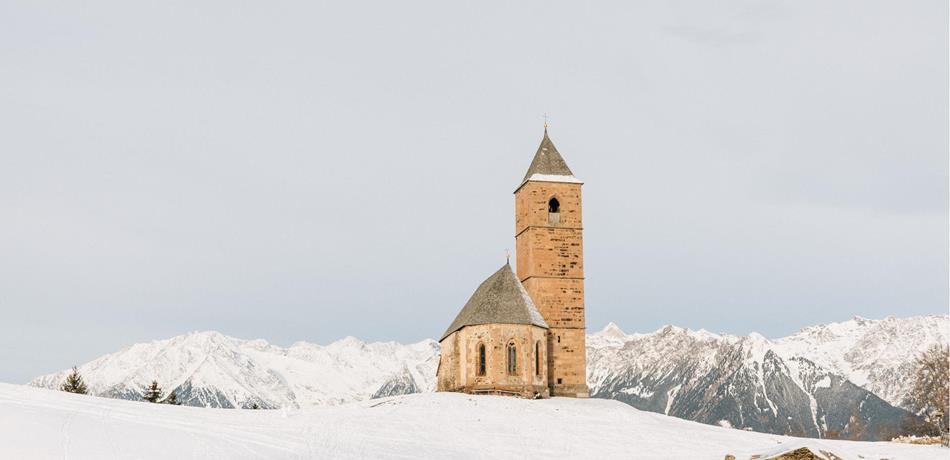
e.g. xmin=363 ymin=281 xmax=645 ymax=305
xmin=548 ymin=197 xmax=560 ymax=224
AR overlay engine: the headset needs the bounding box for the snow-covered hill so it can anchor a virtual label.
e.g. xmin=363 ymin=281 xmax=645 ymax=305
xmin=30 ymin=331 xmax=438 ymax=408
xmin=1 ymin=383 xmax=944 ymax=460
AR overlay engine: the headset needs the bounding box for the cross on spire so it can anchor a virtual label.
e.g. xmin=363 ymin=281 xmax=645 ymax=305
xmin=543 ymin=113 xmax=550 ymax=131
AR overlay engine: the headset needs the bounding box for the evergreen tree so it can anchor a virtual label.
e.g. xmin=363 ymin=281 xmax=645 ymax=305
xmin=60 ymin=366 xmax=88 ymax=394
xmin=250 ymin=402 xmax=260 ymax=410
xmin=142 ymin=380 xmax=163 ymax=403
xmin=163 ymin=390 xmax=180 ymax=405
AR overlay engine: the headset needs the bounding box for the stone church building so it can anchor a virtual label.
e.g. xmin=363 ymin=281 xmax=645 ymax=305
xmin=436 ymin=128 xmax=588 ymax=399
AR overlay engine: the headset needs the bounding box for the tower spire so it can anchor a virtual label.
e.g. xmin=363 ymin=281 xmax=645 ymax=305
xmin=519 ymin=125 xmax=577 ymax=186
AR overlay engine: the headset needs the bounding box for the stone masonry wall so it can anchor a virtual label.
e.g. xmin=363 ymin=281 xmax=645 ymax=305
xmin=436 ymin=332 xmax=459 ymax=392
xmin=437 ymin=324 xmax=549 ymax=398
xmin=515 ymin=181 xmax=582 ymax=233
xmin=546 ymin=328 xmax=587 ymax=397
xmin=520 ymin=278 xmax=584 ymax=328
xmin=515 ymin=180 xmax=588 ymax=397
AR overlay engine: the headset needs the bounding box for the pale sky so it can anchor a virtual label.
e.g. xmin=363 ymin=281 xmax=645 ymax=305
xmin=1 ymin=1 xmax=947 ymax=383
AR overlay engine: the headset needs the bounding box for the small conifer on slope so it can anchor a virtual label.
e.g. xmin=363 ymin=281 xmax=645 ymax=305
xmin=60 ymin=367 xmax=88 ymax=394
xmin=142 ymin=380 xmax=163 ymax=403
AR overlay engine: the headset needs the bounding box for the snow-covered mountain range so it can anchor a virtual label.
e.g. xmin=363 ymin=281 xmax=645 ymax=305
xmin=587 ymin=315 xmax=947 ymax=412
xmin=30 ymin=331 xmax=439 ymax=409
xmin=774 ymin=315 xmax=948 ymax=408
xmin=30 ymin=315 xmax=947 ymax=440
xmin=586 ymin=315 xmax=947 ymax=440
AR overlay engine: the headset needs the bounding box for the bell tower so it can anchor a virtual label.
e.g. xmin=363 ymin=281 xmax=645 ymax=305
xmin=514 ymin=127 xmax=589 ymax=398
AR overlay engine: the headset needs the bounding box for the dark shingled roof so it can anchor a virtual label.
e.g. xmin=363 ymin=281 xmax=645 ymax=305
xmin=440 ymin=263 xmax=548 ymax=341
xmin=521 ymin=129 xmax=575 ymax=183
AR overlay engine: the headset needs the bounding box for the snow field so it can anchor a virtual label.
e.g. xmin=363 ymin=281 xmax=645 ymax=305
xmin=1 ymin=383 xmax=945 ymax=460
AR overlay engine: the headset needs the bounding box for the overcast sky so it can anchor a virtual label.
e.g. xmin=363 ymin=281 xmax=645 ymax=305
xmin=1 ymin=1 xmax=947 ymax=383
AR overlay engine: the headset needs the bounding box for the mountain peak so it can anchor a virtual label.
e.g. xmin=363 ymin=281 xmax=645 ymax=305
xmin=181 ymin=330 xmax=225 ymax=337
xmin=333 ymin=336 xmax=365 ymax=347
xmin=165 ymin=330 xmax=237 ymax=349
xmin=600 ymin=322 xmax=626 ymax=338
xmin=658 ymin=325 xmax=684 ymax=335
xmin=747 ymin=332 xmax=769 ymax=342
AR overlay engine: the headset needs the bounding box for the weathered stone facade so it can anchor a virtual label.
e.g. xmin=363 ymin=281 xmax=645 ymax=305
xmin=437 ymin=323 xmax=549 ymax=398
xmin=515 ymin=180 xmax=589 ymax=398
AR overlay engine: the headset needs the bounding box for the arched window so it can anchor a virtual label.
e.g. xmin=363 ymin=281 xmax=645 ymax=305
xmin=477 ymin=343 xmax=486 ymax=376
xmin=535 ymin=341 xmax=541 ymax=376
xmin=506 ymin=341 xmax=517 ymax=375
xmin=548 ymin=197 xmax=560 ymax=224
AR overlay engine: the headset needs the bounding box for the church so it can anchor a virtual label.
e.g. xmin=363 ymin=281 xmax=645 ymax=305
xmin=436 ymin=127 xmax=589 ymax=399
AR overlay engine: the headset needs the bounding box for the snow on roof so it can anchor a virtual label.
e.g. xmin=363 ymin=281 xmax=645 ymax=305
xmin=523 ymin=173 xmax=582 ymax=184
